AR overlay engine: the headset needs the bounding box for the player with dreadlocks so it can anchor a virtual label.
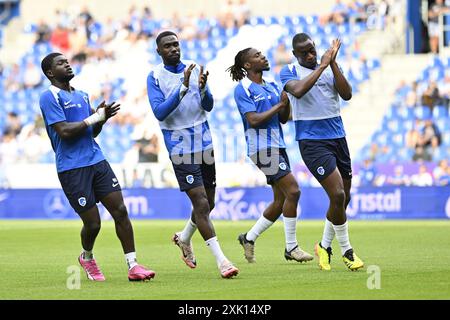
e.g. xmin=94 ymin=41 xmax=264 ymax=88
xmin=227 ymin=47 xmax=313 ymax=264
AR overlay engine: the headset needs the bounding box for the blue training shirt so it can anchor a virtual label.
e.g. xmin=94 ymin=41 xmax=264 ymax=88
xmin=147 ymin=60 xmax=214 ymax=156
xmin=39 ymin=85 xmax=105 ymax=173
xmin=234 ymin=77 xmax=286 ymax=156
xmin=279 ymin=62 xmax=346 ymax=140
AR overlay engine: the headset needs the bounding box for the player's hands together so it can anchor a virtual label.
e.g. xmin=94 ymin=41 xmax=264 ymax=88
xmin=198 ymin=65 xmax=209 ymax=90
xmin=183 ymin=64 xmax=196 ymax=88
xmin=280 ymin=91 xmax=289 ymax=108
xmin=320 ymin=48 xmax=333 ymax=68
xmin=330 ymin=38 xmax=341 ymax=63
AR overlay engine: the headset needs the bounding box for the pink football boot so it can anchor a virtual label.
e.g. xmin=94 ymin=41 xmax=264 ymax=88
xmin=128 ymin=265 xmax=156 ymax=282
xmin=78 ymin=253 xmax=106 ymax=282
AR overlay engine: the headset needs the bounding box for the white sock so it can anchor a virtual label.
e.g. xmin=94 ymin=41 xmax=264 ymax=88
xmin=83 ymin=249 xmax=93 ymax=260
xmin=246 ymin=216 xmax=274 ymax=242
xmin=125 ymin=252 xmax=138 ymax=269
xmin=321 ymin=219 xmax=335 ymax=249
xmin=180 ymin=219 xmax=197 ymax=243
xmin=283 ymin=216 xmax=298 ymax=252
xmin=205 ymin=236 xmax=227 ymax=266
xmin=332 ymin=221 xmax=352 ymax=255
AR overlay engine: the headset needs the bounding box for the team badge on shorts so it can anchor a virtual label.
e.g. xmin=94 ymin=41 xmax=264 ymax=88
xmin=279 ymin=162 xmax=287 ymax=170
xmin=317 ymin=166 xmax=325 ymax=176
xmin=78 ymin=197 xmax=87 ymax=207
xmin=186 ymin=175 xmax=194 ymax=184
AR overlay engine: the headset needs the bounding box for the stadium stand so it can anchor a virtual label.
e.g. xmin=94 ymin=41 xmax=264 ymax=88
xmin=0 ymin=2 xmax=382 ymax=167
xmin=1 ymin=0 xmax=448 ymax=188
xmin=356 ymin=55 xmax=450 ymax=186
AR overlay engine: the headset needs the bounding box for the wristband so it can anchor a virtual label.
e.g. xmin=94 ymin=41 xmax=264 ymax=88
xmin=84 ymin=108 xmax=105 ymax=126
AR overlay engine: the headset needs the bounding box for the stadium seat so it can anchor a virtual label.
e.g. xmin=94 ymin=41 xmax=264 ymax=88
xmin=414 ymin=106 xmax=432 ymax=120
xmin=442 ymin=132 xmax=450 ymax=147
xmin=435 ymin=118 xmax=450 ymax=132
xmin=432 ymin=105 xmax=448 ymax=119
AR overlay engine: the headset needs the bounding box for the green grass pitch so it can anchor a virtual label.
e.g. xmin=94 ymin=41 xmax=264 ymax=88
xmin=1 ymin=220 xmax=449 ymax=300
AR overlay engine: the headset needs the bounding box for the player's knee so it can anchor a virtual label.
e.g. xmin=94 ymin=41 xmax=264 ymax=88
xmin=193 ymin=196 xmax=210 ymax=216
xmin=286 ymin=188 xmax=301 ymax=202
xmin=86 ymin=221 xmax=101 ymax=233
xmin=112 ymin=203 xmax=129 ymax=222
xmin=273 ymin=200 xmax=284 ymax=212
xmin=331 ymin=189 xmax=346 ymax=207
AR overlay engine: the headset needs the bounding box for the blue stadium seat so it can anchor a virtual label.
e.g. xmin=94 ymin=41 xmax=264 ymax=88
xmin=432 ymin=146 xmax=446 ymax=162
xmin=435 ymin=118 xmax=450 ymax=132
xmin=414 ymin=106 xmax=432 ymax=120
xmin=397 ymin=147 xmax=414 ymax=162
xmin=386 ymin=119 xmax=401 ymax=133
xmin=305 ymin=15 xmax=318 ymax=25
xmin=367 ymin=59 xmax=381 ymax=70
xmin=249 ymin=16 xmax=264 ymax=26
xmin=432 ymin=105 xmax=449 ymax=119
xmin=442 ymin=132 xmax=450 ymax=146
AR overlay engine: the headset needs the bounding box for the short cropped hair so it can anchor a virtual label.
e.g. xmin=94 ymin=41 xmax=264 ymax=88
xmin=41 ymin=52 xmax=63 ymax=77
xmin=292 ymin=33 xmax=312 ymax=47
xmin=155 ymin=31 xmax=178 ymax=46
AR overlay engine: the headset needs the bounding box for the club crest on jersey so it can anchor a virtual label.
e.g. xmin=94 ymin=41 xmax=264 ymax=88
xmin=317 ymin=166 xmax=325 ymax=176
xmin=279 ymin=162 xmax=287 ymax=170
xmin=78 ymin=197 xmax=87 ymax=207
xmin=186 ymin=175 xmax=194 ymax=184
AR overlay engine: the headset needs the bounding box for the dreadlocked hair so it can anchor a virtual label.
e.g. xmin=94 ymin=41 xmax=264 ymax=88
xmin=226 ymin=48 xmax=252 ymax=82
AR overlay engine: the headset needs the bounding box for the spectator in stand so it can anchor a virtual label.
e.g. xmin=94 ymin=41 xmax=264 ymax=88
xmin=428 ymin=0 xmax=450 ymax=54
xmin=348 ymin=0 xmax=366 ymax=24
xmin=79 ymin=6 xmax=94 ymax=40
xmin=195 ymin=12 xmax=211 ymax=39
xmin=422 ymin=81 xmax=444 ymax=110
xmin=0 ymin=130 xmax=21 ymax=165
xmin=358 ymin=158 xmax=377 ymax=186
xmin=234 ymin=0 xmax=251 ymax=27
xmin=405 ymin=81 xmax=419 ymax=108
xmin=218 ymin=0 xmax=236 ymax=29
xmin=386 ymin=165 xmax=410 ymax=186
xmin=433 ymin=159 xmax=449 ymax=184
xmin=50 ymin=24 xmax=70 ymax=53
xmin=413 ymin=145 xmax=432 ymax=162
xmin=320 ymin=0 xmax=348 ymax=25
xmin=130 ymin=169 xmax=144 ymax=188
xmin=23 ymin=59 xmax=43 ymax=89
xmin=405 ymin=119 xmax=423 ymax=149
xmin=4 ymin=63 xmax=21 ymax=92
xmin=35 ymin=20 xmax=52 ymax=44
xmin=138 ymin=133 xmax=160 ymax=163
xmin=419 ymin=119 xmax=441 ymax=151
xmin=411 ymin=164 xmax=433 ymax=186
xmin=436 ymin=166 xmax=450 ymax=186
xmin=273 ymin=42 xmax=292 ymax=74
xmin=3 ymin=112 xmax=22 ymax=136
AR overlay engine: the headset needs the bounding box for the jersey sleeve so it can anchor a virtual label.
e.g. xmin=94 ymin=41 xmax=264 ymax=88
xmin=147 ymin=71 xmax=183 ymax=121
xmin=279 ymin=65 xmax=298 ymax=89
xmin=234 ymin=84 xmax=256 ymax=115
xmin=39 ymin=91 xmax=66 ymax=126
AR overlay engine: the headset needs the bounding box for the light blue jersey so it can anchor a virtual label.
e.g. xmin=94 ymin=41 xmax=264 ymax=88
xmin=234 ymin=77 xmax=286 ymax=156
xmin=147 ymin=60 xmax=214 ymax=156
xmin=39 ymin=85 xmax=105 ymax=173
xmin=280 ymin=62 xmax=346 ymax=140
